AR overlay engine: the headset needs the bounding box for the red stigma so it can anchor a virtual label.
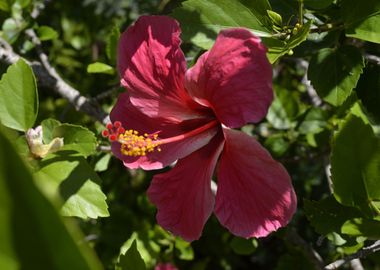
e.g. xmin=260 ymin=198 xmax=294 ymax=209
xmin=109 ymin=134 xmax=117 ymax=141
xmin=102 ymin=130 xmax=110 ymax=137
xmin=114 ymin=121 xmax=122 ymax=128
xmin=117 ymin=127 xmax=125 ymax=134
xmin=106 ymin=123 xmax=113 ymax=130
xmin=101 ymin=121 xmax=126 ymax=142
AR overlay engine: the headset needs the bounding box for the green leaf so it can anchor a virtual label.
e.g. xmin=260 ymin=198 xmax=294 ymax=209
xmin=264 ymin=21 xmax=312 ymax=63
xmin=41 ymin=118 xmax=61 ymax=143
xmin=264 ymin=134 xmax=290 ymax=157
xmin=34 ymin=153 xmax=109 ymax=219
xmin=2 ymin=18 xmax=22 ymax=43
xmin=0 ymin=0 xmax=14 ymax=12
xmin=341 ymin=0 xmax=380 ymax=43
xmin=331 ymin=114 xmax=380 ymax=216
xmin=87 ymin=62 xmax=115 ymax=75
xmin=267 ymin=10 xmax=282 ymax=26
xmin=171 ymin=0 xmax=273 ymax=49
xmin=171 ymin=0 xmax=310 ymax=63
xmin=0 ymin=129 xmax=102 ymax=270
xmin=298 ymin=108 xmax=328 ymax=134
xmin=51 ymin=124 xmax=97 ymax=157
xmin=346 ymin=14 xmax=380 ymax=44
xmin=37 ymin=25 xmax=59 ymax=41
xmin=356 ymin=65 xmax=380 ymax=124
xmin=342 ymin=218 xmax=380 ymax=239
xmin=15 ymin=0 xmax=30 ymax=8
xmin=304 ymin=196 xmax=362 ymax=235
xmin=94 ymin=153 xmax=111 ymax=172
xmin=230 ymin=237 xmax=258 ymax=255
xmin=304 ymin=0 xmax=333 ymax=9
xmin=0 ymin=59 xmax=38 ymax=131
xmin=267 ymin=87 xmax=299 ymax=129
xmin=106 ymin=26 xmax=120 ymax=64
xmin=118 ymin=240 xmax=146 ymax=270
xmin=341 ymin=0 xmax=380 ymax=25
xmin=175 ymin=237 xmax=194 ymax=260
xmin=118 ymin=232 xmax=159 ymax=268
xmin=308 ymin=46 xmax=364 ymax=106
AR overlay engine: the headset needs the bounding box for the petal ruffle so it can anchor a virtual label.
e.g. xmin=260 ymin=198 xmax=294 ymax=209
xmin=147 ymin=134 xmax=225 ymax=241
xmin=110 ymin=93 xmax=218 ymax=170
xmin=185 ymin=28 xmax=273 ymax=128
xmin=214 ymin=129 xmax=296 ymax=238
xmin=118 ymin=15 xmax=205 ymax=122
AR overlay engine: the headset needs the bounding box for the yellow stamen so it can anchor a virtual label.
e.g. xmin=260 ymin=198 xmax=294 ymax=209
xmin=118 ymin=129 xmax=160 ymax=157
xmin=118 ymin=120 xmax=219 ymax=157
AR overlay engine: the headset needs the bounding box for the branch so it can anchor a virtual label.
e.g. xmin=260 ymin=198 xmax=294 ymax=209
xmin=0 ymin=35 xmax=109 ymax=125
xmin=325 ymin=240 xmax=380 ymax=270
xmin=285 ymin=228 xmax=325 ymax=270
xmin=350 ymin=259 xmax=364 ymax=270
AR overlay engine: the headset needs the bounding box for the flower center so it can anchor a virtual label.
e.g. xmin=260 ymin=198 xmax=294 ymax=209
xmin=102 ymin=120 xmax=218 ymax=157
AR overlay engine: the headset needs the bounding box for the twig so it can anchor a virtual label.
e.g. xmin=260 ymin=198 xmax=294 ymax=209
xmin=325 ymin=240 xmax=380 ymax=269
xmin=324 ymin=157 xmax=333 ymax=194
xmin=298 ymin=58 xmax=323 ymax=107
xmin=93 ymin=84 xmax=121 ymax=101
xmin=309 ymin=23 xmax=345 ymax=34
xmin=0 ymin=34 xmax=109 ymax=125
xmin=97 ymin=145 xmax=111 ymax=152
xmin=285 ymin=228 xmax=324 ymax=270
xmin=365 ymin=53 xmax=380 ymax=66
xmin=31 ymin=0 xmax=51 ymax=19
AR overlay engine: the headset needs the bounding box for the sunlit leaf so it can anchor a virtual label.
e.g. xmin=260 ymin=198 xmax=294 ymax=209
xmin=37 ymin=25 xmax=59 ymax=41
xmin=94 ymin=153 xmax=111 ymax=172
xmin=341 ymin=0 xmax=380 ymax=43
xmin=50 ymin=123 xmax=97 ymax=157
xmin=34 ymin=153 xmax=109 ymax=219
xmin=87 ymin=62 xmax=115 ymax=75
xmin=118 ymin=240 xmax=146 ymax=270
xmin=175 ymin=237 xmax=194 ymax=260
xmin=0 ymin=59 xmax=38 ymax=131
xmin=342 ymin=218 xmax=380 ymax=239
xmin=0 ymin=129 xmax=103 ymax=270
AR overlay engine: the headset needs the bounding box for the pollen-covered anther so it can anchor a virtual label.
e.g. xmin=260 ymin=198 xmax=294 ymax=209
xmin=118 ymin=129 xmax=161 ymax=157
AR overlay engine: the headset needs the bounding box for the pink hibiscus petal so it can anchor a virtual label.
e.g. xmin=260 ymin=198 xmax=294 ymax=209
xmin=185 ymin=28 xmax=273 ymax=128
xmin=118 ymin=15 xmax=206 ymax=121
xmin=214 ymin=128 xmax=296 ymax=238
xmin=147 ymin=134 xmax=225 ymax=241
xmin=110 ymin=93 xmax=218 ymax=170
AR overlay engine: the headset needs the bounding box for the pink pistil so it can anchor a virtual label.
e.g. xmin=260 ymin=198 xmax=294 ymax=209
xmin=158 ymin=120 xmax=218 ymax=146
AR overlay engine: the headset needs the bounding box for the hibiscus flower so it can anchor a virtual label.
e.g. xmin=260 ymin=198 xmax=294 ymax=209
xmin=108 ymin=15 xmax=296 ymax=241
